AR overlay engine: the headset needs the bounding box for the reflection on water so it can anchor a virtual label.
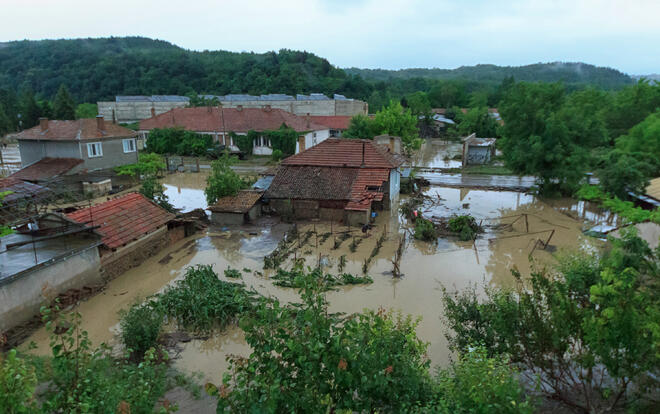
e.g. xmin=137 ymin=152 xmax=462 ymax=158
xmin=22 ymin=167 xmax=606 ymax=384
xmin=162 ymin=171 xmax=210 ymax=212
xmin=410 ymin=139 xmax=463 ymax=169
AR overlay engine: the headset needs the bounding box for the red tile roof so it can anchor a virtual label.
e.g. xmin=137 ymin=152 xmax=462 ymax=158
xmin=139 ymin=107 xmax=329 ymax=133
xmin=281 ymin=139 xmax=405 ymax=169
xmin=265 ymin=166 xmax=358 ymax=200
xmin=66 ymin=192 xmax=175 ymax=249
xmin=310 ymin=116 xmax=352 ymax=130
xmin=208 ymin=190 xmax=263 ymax=213
xmin=15 ymin=119 xmax=136 ymax=141
xmin=10 ymin=158 xmax=83 ymax=182
xmin=345 ymin=168 xmax=390 ymax=211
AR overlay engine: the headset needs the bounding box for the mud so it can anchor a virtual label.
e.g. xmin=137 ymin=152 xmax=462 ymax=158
xmin=20 ymin=144 xmax=606 ymax=385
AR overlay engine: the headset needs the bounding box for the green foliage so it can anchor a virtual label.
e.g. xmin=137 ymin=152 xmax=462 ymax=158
xmin=457 ymin=106 xmax=499 ymax=137
xmin=19 ymin=89 xmax=41 ymax=128
xmin=343 ymin=114 xmax=375 ymax=139
xmin=40 ymin=306 xmax=168 ymax=413
xmin=53 ymin=84 xmax=76 ymax=120
xmin=224 ymin=267 xmax=242 ymax=279
xmin=372 ymin=101 xmax=422 ymax=150
xmin=415 ymin=347 xmax=534 ymax=413
xmin=139 ymin=175 xmax=175 ymax=212
xmin=0 ymin=191 xmax=14 ymax=236
xmin=265 ymin=126 xmax=297 ymax=155
xmin=116 ymin=152 xmax=165 ymax=177
xmin=442 ymin=230 xmax=660 ymax=412
xmin=596 ymin=149 xmax=655 ymax=199
xmin=74 ymin=103 xmax=98 ymax=119
xmin=448 ymin=215 xmax=480 ymax=241
xmin=232 ymin=132 xmax=253 ymax=155
xmin=414 ymin=218 xmax=437 ymax=241
xmin=154 ymin=265 xmax=258 ymax=333
xmin=146 ymin=127 xmax=212 ymax=156
xmin=215 ymin=270 xmax=432 ymax=412
xmin=606 ymin=80 xmax=660 ymax=139
xmin=405 ymin=91 xmax=432 ymax=116
xmin=270 ymin=266 xmax=372 ymax=289
xmin=0 ymin=349 xmax=38 ymax=413
xmin=119 ymin=302 xmax=163 ymax=360
xmin=187 ymin=94 xmax=219 ymax=107
xmin=271 ymin=149 xmax=283 ymax=161
xmin=576 ymin=184 xmax=660 ymax=224
xmin=615 ymin=111 xmax=660 ymax=173
xmin=204 ymin=153 xmax=250 ymax=204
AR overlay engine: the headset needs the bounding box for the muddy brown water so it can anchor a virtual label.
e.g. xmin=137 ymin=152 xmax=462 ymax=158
xmin=21 ymin=155 xmax=608 ymax=384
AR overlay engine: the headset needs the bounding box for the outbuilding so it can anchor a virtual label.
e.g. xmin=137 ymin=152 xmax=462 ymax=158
xmin=208 ymin=190 xmax=264 ymax=225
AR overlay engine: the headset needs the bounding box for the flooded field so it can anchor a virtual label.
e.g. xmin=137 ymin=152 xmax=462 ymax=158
xmin=20 ymin=143 xmax=609 ymax=385
xmin=410 ymin=139 xmax=463 ymax=169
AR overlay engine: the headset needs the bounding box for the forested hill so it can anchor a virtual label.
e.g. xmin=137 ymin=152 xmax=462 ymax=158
xmin=0 ymin=37 xmax=373 ymax=103
xmin=345 ymin=63 xmax=633 ymax=89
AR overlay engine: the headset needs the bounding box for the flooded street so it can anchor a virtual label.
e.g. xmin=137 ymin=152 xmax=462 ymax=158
xmin=22 ymin=143 xmax=607 ymax=385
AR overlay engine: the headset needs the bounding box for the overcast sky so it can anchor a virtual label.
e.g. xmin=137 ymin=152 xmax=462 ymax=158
xmin=3 ymin=0 xmax=659 ymax=74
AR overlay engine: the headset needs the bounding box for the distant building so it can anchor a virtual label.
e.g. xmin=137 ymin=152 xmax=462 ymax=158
xmin=99 ymin=94 xmax=368 ymax=123
xmin=310 ymin=115 xmax=353 ymax=137
xmin=139 ymin=106 xmax=331 ymax=155
xmin=265 ymin=139 xmax=406 ymax=225
xmin=462 ymin=133 xmax=496 ymax=166
xmin=14 ymin=116 xmax=138 ymax=173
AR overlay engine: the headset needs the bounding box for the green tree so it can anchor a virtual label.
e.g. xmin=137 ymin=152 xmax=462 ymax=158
xmin=615 ymin=111 xmax=660 ymax=173
xmin=405 ymin=91 xmax=432 ymax=116
xmin=0 ymin=349 xmax=38 ymax=413
xmin=0 ymin=104 xmax=12 ymax=136
xmin=53 ymin=84 xmax=76 ymax=120
xmin=204 ymin=153 xmax=248 ymax=204
xmin=343 ymin=114 xmax=375 ymax=139
xmin=597 ymin=149 xmax=655 ymax=199
xmin=443 ymin=229 xmax=660 ymax=413
xmin=606 ymin=79 xmax=660 ymax=139
xmin=75 ymin=103 xmax=98 ymax=119
xmin=19 ymin=90 xmax=41 ymax=129
xmin=139 ymin=175 xmax=174 ymax=212
xmin=456 ymin=106 xmax=499 ymax=137
xmin=116 ymin=152 xmax=166 ymax=177
xmin=371 ymin=101 xmax=421 ymax=150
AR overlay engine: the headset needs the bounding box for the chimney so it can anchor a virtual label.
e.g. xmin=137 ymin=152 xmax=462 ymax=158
xmin=236 ymin=105 xmax=243 ymax=112
xmin=263 ymin=104 xmax=271 ymax=112
xmin=389 ymin=136 xmax=395 ymax=153
xmin=150 ymin=107 xmax=156 ymax=117
xmin=306 ymin=112 xmax=310 ymax=128
xmin=39 ymin=117 xmax=48 ymax=131
xmin=96 ymin=115 xmax=105 ymax=131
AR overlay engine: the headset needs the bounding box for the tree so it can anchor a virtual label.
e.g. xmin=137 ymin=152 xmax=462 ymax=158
xmin=0 ymin=104 xmax=11 ymax=136
xmin=19 ymin=90 xmax=41 ymax=129
xmin=405 ymin=91 xmax=431 ymax=116
xmin=443 ymin=229 xmax=660 ymax=413
xmin=597 ymin=149 xmax=655 ymax=199
xmin=139 ymin=176 xmax=174 ymax=212
xmin=371 ymin=101 xmax=421 ymax=150
xmin=204 ymin=153 xmax=248 ymax=204
xmin=116 ymin=152 xmax=166 ymax=178
xmin=606 ymin=79 xmax=660 ymax=139
xmin=343 ymin=114 xmax=375 ymax=139
xmin=456 ymin=107 xmax=499 ymax=137
xmin=615 ymin=111 xmax=660 ymax=173
xmin=75 ymin=103 xmax=98 ymax=119
xmin=53 ymin=84 xmax=76 ymax=120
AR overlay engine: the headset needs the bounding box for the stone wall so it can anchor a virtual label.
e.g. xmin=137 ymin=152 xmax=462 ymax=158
xmin=0 ymin=245 xmax=102 ymax=332
xmin=99 ymin=225 xmax=185 ymax=281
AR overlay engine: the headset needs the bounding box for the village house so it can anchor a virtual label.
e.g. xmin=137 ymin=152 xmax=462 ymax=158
xmin=462 ymin=133 xmax=497 ymax=166
xmin=0 ymin=213 xmax=103 ymax=332
xmin=208 ymin=190 xmax=264 ymax=225
xmin=15 ymin=116 xmax=139 ymax=173
xmin=138 ymin=106 xmax=332 ymax=155
xmin=309 ymin=115 xmax=353 ymax=137
xmin=264 ymin=138 xmax=406 ymax=225
xmin=65 ymin=192 xmax=186 ymax=280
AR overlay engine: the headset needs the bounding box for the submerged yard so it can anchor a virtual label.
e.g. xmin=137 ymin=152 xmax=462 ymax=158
xmin=21 ymin=142 xmax=608 ymax=387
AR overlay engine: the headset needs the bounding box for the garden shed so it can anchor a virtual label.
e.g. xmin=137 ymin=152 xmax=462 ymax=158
xmin=208 ymin=190 xmax=264 ymax=225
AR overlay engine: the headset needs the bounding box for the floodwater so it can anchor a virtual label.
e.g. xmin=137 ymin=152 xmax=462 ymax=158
xmin=410 ymin=139 xmax=463 ymax=169
xmin=21 ymin=145 xmax=607 ymax=385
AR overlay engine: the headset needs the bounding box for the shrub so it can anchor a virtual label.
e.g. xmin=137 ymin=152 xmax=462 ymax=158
xmin=447 ymin=215 xmax=480 ymax=241
xmin=223 ymin=267 xmax=242 ymax=278
xmin=271 ymin=149 xmax=283 ymax=161
xmin=146 ymin=127 xmax=212 ymax=156
xmin=414 ymin=218 xmax=437 ymax=241
xmin=0 ymin=349 xmax=37 ymax=413
xmin=204 ymin=153 xmax=250 ymax=204
xmin=119 ymin=302 xmax=163 ymax=360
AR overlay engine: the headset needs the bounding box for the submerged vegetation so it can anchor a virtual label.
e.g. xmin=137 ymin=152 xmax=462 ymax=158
xmin=270 ymin=266 xmax=372 ymax=290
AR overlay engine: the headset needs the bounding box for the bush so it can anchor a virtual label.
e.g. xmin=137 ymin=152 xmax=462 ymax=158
xmin=448 ymin=215 xmax=480 ymax=241
xmin=0 ymin=349 xmax=37 ymax=413
xmin=119 ymin=302 xmax=163 ymax=360
xmin=139 ymin=175 xmax=175 ymax=212
xmin=204 ymin=153 xmax=250 ymax=204
xmin=271 ymin=149 xmax=283 ymax=161
xmin=146 ymin=127 xmax=212 ymax=156
xmin=414 ymin=218 xmax=437 ymax=241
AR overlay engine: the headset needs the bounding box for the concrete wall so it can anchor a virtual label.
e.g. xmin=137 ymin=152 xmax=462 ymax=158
xmin=346 ymin=209 xmax=370 ymax=226
xmin=465 ymin=145 xmax=493 ymax=165
xmin=98 ymin=101 xmax=188 ymax=123
xmin=18 ymin=140 xmax=80 ymax=166
xmin=100 ymin=99 xmax=368 ymax=123
xmin=0 ymin=245 xmax=102 ymax=332
xmin=81 ymin=138 xmax=139 ymax=171
xmin=389 ymin=169 xmax=401 ymax=199
xmin=211 ymin=212 xmax=245 ymax=225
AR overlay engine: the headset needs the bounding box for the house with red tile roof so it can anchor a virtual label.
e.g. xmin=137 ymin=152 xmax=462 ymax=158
xmin=138 ymin=106 xmax=331 ymax=156
xmin=14 ymin=116 xmax=138 ymax=175
xmin=309 ymin=115 xmax=353 ymax=137
xmin=264 ymin=139 xmax=406 ymax=225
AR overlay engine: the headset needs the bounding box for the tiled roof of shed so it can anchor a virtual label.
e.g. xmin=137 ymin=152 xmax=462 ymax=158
xmin=0 ymin=177 xmax=49 ymax=203
xmin=281 ymin=139 xmax=405 ymax=169
xmin=265 ymin=166 xmax=358 ymax=200
xmin=208 ymin=190 xmax=263 ymax=213
xmin=139 ymin=107 xmax=329 ymax=133
xmin=345 ymin=168 xmax=390 ymax=211
xmin=66 ymin=193 xmax=175 ymax=249
xmin=10 ymin=158 xmax=83 ymax=182
xmin=14 ymin=119 xmax=136 ymax=141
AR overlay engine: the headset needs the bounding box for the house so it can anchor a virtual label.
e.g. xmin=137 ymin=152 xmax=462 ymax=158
xmin=138 ymin=106 xmax=331 ymax=155
xmin=207 ymin=190 xmax=264 ymax=225
xmin=14 ymin=116 xmax=139 ymax=173
xmin=310 ymin=115 xmax=353 ymax=137
xmin=1 ymin=213 xmax=103 ymax=332
xmin=264 ymin=139 xmax=406 ymax=225
xmin=66 ymin=192 xmax=182 ymax=280
xmin=462 ymin=133 xmax=496 ymax=166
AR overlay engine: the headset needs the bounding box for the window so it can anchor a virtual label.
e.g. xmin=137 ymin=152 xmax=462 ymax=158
xmin=87 ymin=142 xmax=103 ymax=158
xmin=122 ymin=138 xmax=136 ymax=153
